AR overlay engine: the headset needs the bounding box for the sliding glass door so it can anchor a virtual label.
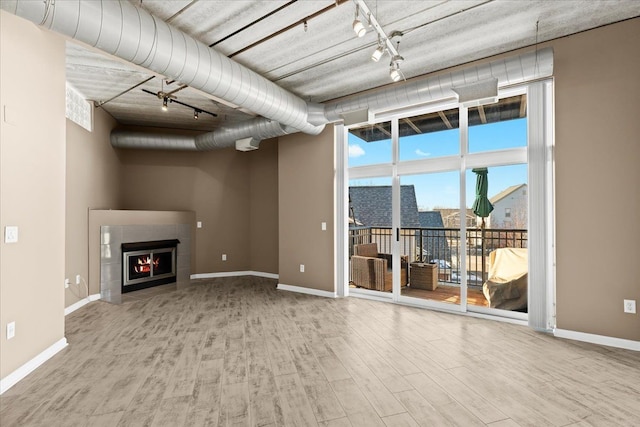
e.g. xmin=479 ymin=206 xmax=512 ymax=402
xmin=344 ymin=82 xmax=553 ymax=325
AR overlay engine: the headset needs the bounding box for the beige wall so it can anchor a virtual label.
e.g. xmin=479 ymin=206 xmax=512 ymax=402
xmin=0 ymin=12 xmax=66 ymax=378
xmin=118 ymin=141 xmax=280 ymax=275
xmin=278 ymin=126 xmax=335 ymax=292
xmin=248 ymin=139 xmax=279 ymax=274
xmin=553 ymin=18 xmax=640 ymax=340
xmin=65 ymin=108 xmax=121 ymax=307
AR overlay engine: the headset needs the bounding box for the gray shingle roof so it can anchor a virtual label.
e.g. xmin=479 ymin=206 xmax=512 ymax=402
xmin=349 ymin=186 xmax=420 ymax=227
xmin=418 ymin=211 xmax=444 ymax=228
xmin=416 ymin=211 xmax=450 ymax=262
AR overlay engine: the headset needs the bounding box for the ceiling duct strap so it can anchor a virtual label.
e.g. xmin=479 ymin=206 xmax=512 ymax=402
xmin=452 ymin=78 xmax=499 ymax=107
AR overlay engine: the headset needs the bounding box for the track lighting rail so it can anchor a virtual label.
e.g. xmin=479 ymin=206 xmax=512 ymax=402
xmin=141 ymin=89 xmax=218 ymax=118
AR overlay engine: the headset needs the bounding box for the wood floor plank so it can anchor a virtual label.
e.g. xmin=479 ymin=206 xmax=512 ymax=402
xmin=89 ymin=411 xmax=125 ymax=427
xmin=218 ymin=381 xmax=251 ymax=426
xmin=381 ymin=412 xmax=420 ymax=427
xmin=319 ymin=417 xmax=353 ymax=427
xmin=273 ymin=373 xmax=319 ymax=426
xmin=317 ymin=353 xmax=352 ymax=383
xmin=325 ymin=337 xmax=406 ymax=418
xmin=329 ymin=378 xmax=388 ymax=427
xmin=223 ymin=337 xmax=248 ymax=385
xmin=150 ymin=396 xmax=191 ymax=427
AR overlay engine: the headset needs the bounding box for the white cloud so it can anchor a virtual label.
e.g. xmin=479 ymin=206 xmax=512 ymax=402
xmin=415 ymin=149 xmax=431 ymax=157
xmin=349 ymin=144 xmax=365 ymax=158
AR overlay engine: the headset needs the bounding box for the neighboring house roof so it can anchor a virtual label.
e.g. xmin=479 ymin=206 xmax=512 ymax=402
xmin=349 ymin=185 xmax=420 ymax=227
xmin=418 ymin=211 xmax=444 ymax=228
xmin=417 ymin=211 xmax=450 ymax=261
xmin=436 ymin=208 xmax=476 ymax=220
xmin=490 ymin=183 xmax=527 ymax=205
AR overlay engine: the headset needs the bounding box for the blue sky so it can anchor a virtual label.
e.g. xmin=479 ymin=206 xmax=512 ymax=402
xmin=348 ymin=118 xmax=527 ymax=209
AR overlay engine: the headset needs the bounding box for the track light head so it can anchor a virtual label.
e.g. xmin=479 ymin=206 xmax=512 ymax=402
xmin=353 ymin=4 xmax=366 ymax=37
xmin=371 ymin=44 xmax=384 ymax=62
xmin=389 ymin=62 xmax=402 ymax=82
xmin=194 ymin=109 xmax=199 ymax=120
xmin=162 ymin=97 xmax=168 ymax=111
xmin=353 ymin=19 xmax=366 ymax=37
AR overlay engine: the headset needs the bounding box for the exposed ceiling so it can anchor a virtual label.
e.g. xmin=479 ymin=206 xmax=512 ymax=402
xmin=63 ymin=0 xmax=640 ymax=132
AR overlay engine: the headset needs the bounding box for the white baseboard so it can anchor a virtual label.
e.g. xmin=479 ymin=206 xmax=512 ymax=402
xmin=190 ymin=271 xmax=279 ymax=280
xmin=277 ymin=283 xmax=337 ymax=299
xmin=0 ymin=337 xmax=68 ymax=395
xmin=554 ymin=329 xmax=640 ymax=352
xmin=64 ymin=294 xmax=101 ymax=316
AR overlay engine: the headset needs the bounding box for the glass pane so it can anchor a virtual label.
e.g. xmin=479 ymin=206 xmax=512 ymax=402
xmin=399 ymin=107 xmax=459 ymax=161
xmin=399 ymin=171 xmax=460 ymax=306
xmin=129 ymin=253 xmax=152 ymax=280
xmin=348 ymin=121 xmax=392 ymax=167
xmin=466 ymin=164 xmax=528 ymax=312
xmin=348 ymin=177 xmax=396 ymax=292
xmin=468 ymin=94 xmax=527 ymax=153
xmin=153 ymin=251 xmax=173 ymax=276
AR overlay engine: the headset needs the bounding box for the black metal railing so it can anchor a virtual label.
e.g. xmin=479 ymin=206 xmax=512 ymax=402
xmin=349 ymin=226 xmax=527 ymax=286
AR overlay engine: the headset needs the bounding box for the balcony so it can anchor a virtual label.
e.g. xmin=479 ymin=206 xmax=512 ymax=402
xmin=349 ymin=226 xmax=528 ymax=308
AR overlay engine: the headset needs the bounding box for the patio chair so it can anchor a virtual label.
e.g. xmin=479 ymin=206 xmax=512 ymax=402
xmin=482 ymin=248 xmax=528 ymax=310
xmin=350 ymin=243 xmax=408 ymax=292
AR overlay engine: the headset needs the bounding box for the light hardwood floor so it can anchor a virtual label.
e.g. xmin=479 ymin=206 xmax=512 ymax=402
xmin=2 ymin=276 xmax=639 ymax=426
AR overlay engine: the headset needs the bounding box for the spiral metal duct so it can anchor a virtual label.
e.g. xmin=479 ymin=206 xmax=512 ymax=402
xmin=0 ymin=0 xmax=325 ymax=148
xmin=111 ymin=118 xmax=296 ymax=151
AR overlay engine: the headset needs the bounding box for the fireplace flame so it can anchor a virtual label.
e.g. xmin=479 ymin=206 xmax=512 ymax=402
xmin=133 ymin=255 xmax=161 ymax=274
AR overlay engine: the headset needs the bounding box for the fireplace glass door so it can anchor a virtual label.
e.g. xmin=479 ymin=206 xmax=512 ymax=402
xmin=123 ymin=247 xmax=176 ymax=287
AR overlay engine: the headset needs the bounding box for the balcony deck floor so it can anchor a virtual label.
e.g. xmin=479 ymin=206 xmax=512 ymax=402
xmin=402 ymin=284 xmax=490 ymax=307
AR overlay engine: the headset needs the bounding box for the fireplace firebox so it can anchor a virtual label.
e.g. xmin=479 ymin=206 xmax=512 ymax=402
xmin=121 ymin=239 xmax=179 ymax=292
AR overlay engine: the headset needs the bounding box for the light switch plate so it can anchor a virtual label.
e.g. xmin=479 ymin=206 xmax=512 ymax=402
xmin=7 ymin=321 xmax=15 ymax=340
xmin=4 ymin=226 xmax=18 ymax=243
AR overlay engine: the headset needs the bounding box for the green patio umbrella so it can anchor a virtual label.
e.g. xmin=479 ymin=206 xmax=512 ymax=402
xmin=471 ymin=168 xmax=494 ymax=220
xmin=471 ymin=168 xmax=493 ymax=282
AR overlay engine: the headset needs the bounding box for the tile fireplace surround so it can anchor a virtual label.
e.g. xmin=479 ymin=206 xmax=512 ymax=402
xmin=100 ymin=223 xmax=191 ymax=304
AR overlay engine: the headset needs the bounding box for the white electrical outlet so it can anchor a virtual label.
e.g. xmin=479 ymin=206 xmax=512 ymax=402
xmin=76 ymin=274 xmax=81 ymax=285
xmin=300 ymin=264 xmax=305 ymax=273
xmin=64 ymin=278 xmax=71 ymax=289
xmin=7 ymin=321 xmax=15 ymax=340
xmin=4 ymin=226 xmax=18 ymax=243
xmin=623 ymin=299 xmax=636 ymax=314
xmin=222 ymin=254 xmax=227 ymax=261
xmin=197 ymin=221 xmax=203 ymax=228
xmin=321 ymin=222 xmax=327 ymax=231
